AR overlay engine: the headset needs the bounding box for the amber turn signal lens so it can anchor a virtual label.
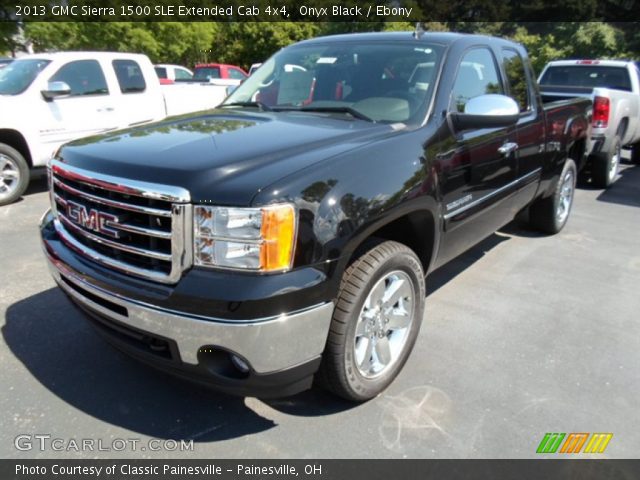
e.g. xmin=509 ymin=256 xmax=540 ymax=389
xmin=260 ymin=204 xmax=296 ymax=271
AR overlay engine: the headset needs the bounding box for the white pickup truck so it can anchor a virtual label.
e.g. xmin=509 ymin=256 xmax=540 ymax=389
xmin=539 ymin=60 xmax=640 ymax=187
xmin=0 ymin=51 xmax=228 ymax=205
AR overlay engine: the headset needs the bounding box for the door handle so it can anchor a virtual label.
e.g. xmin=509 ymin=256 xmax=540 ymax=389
xmin=498 ymin=142 xmax=518 ymax=156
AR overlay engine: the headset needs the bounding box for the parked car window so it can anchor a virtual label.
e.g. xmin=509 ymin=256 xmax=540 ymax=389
xmin=451 ymin=48 xmax=503 ymax=112
xmin=228 ymin=68 xmax=246 ymax=80
xmin=50 ymin=60 xmax=108 ymax=96
xmin=154 ymin=66 xmax=167 ymax=79
xmin=502 ymin=49 xmax=530 ymax=112
xmin=0 ymin=58 xmax=50 ymax=95
xmin=193 ymin=67 xmax=221 ymax=81
xmin=175 ymin=68 xmax=192 ymax=80
xmin=113 ymin=59 xmax=146 ymax=93
xmin=540 ymin=65 xmax=632 ymax=92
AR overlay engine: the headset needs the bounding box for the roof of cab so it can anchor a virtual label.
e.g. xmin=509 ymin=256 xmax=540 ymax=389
xmin=12 ymin=51 xmax=149 ymax=62
xmin=545 ymin=59 xmax=634 ymax=68
xmin=294 ymin=31 xmax=515 ymax=48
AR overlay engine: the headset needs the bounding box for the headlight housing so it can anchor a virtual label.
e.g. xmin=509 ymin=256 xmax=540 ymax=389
xmin=194 ymin=204 xmax=296 ymax=272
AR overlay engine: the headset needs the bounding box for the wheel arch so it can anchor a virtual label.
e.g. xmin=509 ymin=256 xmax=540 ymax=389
xmin=342 ymin=205 xmax=439 ymax=277
xmin=0 ymin=129 xmax=33 ymax=168
xmin=566 ymin=137 xmax=587 ymax=170
xmin=617 ymin=117 xmax=629 ymax=142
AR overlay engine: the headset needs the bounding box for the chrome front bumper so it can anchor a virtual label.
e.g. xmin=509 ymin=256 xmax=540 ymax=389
xmin=42 ymin=226 xmax=334 ymax=375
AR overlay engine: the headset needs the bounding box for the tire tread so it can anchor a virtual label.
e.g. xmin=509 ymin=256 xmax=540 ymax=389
xmin=318 ymin=240 xmax=425 ymax=401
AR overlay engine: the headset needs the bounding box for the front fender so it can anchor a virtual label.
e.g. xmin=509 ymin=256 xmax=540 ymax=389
xmin=251 ymin=126 xmax=442 ymax=272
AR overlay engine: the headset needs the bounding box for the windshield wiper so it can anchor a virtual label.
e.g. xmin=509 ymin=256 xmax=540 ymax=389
xmin=222 ymin=101 xmax=272 ymax=112
xmin=295 ymin=106 xmax=375 ymax=122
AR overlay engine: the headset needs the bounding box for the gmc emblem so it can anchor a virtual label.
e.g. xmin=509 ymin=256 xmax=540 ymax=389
xmin=66 ymin=200 xmax=122 ymax=239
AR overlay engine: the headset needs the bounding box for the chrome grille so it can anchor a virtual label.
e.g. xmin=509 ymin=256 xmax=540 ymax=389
xmin=49 ymin=159 xmax=192 ymax=284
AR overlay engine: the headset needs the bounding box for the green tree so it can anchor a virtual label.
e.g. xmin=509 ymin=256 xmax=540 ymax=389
xmin=213 ymin=22 xmax=322 ymax=69
xmin=9 ymin=20 xmax=640 ymax=71
xmin=0 ymin=23 xmax=20 ymax=56
xmin=0 ymin=4 xmax=20 ymax=56
xmin=23 ymin=22 xmax=218 ymax=66
xmin=571 ymin=22 xmax=626 ymax=59
xmin=23 ymin=22 xmax=79 ymax=52
xmin=511 ymin=27 xmax=568 ymax=75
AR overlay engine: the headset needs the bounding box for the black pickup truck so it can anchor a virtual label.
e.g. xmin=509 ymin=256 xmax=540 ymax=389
xmin=40 ymin=32 xmax=590 ymax=401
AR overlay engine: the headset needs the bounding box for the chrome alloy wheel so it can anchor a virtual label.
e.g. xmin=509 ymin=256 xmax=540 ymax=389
xmin=556 ymin=168 xmax=574 ymax=224
xmin=609 ymin=143 xmax=621 ymax=182
xmin=353 ymin=270 xmax=415 ymax=378
xmin=0 ymin=154 xmax=20 ymax=201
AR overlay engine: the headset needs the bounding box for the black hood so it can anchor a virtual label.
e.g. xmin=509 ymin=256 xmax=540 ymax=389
xmin=58 ymin=109 xmax=392 ymax=205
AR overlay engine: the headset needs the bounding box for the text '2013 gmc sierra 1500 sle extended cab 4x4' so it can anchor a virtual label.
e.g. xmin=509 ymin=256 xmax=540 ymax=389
xmin=40 ymin=32 xmax=590 ymax=401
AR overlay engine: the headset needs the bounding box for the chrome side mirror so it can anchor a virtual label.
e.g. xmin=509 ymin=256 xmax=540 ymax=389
xmin=450 ymin=94 xmax=519 ymax=131
xmin=41 ymin=81 xmax=72 ymax=101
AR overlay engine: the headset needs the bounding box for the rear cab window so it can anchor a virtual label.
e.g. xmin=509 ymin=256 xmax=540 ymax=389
xmin=540 ymin=65 xmax=632 ymax=92
xmin=113 ymin=59 xmax=146 ymax=94
xmin=228 ymin=68 xmax=247 ymax=80
xmin=502 ymin=49 xmax=531 ymax=112
xmin=175 ymin=68 xmax=192 ymax=81
xmin=194 ymin=67 xmax=221 ymax=81
xmin=154 ymin=67 xmax=167 ymax=79
xmin=50 ymin=60 xmax=108 ymax=96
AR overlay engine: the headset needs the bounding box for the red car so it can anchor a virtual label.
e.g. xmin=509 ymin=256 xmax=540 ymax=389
xmin=192 ymin=63 xmax=248 ymax=83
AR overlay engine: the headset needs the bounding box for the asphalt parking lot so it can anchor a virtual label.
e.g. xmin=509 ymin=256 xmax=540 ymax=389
xmin=1 ymin=161 xmax=639 ymax=459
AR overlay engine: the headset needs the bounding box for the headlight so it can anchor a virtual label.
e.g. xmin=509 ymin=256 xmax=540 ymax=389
xmin=194 ymin=204 xmax=296 ymax=272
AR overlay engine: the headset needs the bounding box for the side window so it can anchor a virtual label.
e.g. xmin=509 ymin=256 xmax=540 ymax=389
xmin=154 ymin=67 xmax=167 ymax=79
xmin=113 ymin=59 xmax=146 ymax=94
xmin=228 ymin=68 xmax=246 ymax=80
xmin=194 ymin=67 xmax=220 ymax=81
xmin=50 ymin=60 xmax=108 ymax=96
xmin=502 ymin=49 xmax=530 ymax=112
xmin=451 ymin=48 xmax=502 ymax=112
xmin=175 ymin=68 xmax=192 ymax=80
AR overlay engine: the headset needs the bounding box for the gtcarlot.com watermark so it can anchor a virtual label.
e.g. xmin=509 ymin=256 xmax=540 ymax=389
xmin=15 ymin=434 xmax=194 ymax=452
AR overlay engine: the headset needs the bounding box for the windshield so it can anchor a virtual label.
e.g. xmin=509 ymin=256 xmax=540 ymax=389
xmin=0 ymin=58 xmax=51 ymax=95
xmin=540 ymin=66 xmax=632 ymax=92
xmin=224 ymin=41 xmax=444 ymax=124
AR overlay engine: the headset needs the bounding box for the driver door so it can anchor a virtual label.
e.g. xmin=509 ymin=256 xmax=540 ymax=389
xmin=441 ymin=47 xmax=517 ymax=232
xmin=39 ymin=59 xmax=118 ymax=152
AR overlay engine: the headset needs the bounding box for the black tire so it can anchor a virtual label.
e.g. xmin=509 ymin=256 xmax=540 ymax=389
xmin=529 ymin=158 xmax=577 ymax=234
xmin=591 ymin=135 xmax=621 ymax=188
xmin=319 ymin=240 xmax=425 ymax=402
xmin=0 ymin=143 xmax=30 ymax=206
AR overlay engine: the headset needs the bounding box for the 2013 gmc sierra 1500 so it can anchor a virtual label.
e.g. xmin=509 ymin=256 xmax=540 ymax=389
xmin=40 ymin=32 xmax=591 ymax=401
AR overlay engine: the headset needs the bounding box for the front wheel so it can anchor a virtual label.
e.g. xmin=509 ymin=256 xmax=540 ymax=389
xmin=529 ymin=158 xmax=577 ymax=234
xmin=319 ymin=241 xmax=425 ymax=401
xmin=0 ymin=143 xmax=30 ymax=206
